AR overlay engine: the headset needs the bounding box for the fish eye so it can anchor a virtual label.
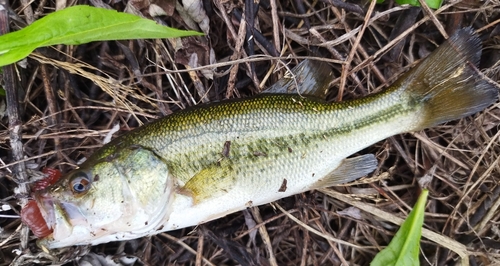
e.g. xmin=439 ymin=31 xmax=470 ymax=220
xmin=69 ymin=171 xmax=91 ymax=195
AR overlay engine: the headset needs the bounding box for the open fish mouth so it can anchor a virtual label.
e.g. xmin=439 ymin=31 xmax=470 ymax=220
xmin=22 ymin=195 xmax=94 ymax=248
xmin=21 ymin=194 xmax=83 ymax=239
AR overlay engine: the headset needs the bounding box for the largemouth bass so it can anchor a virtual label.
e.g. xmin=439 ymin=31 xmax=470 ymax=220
xmin=21 ymin=28 xmax=499 ymax=249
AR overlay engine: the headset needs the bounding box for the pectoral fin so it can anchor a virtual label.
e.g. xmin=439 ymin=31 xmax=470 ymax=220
xmin=180 ymin=159 xmax=236 ymax=204
xmin=312 ymin=154 xmax=378 ymax=189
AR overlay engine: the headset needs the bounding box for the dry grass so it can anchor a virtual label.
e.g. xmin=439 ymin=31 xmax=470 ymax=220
xmin=1 ymin=0 xmax=500 ymax=265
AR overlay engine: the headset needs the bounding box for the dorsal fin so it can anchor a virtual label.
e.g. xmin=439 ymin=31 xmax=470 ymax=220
xmin=262 ymin=60 xmax=334 ymax=99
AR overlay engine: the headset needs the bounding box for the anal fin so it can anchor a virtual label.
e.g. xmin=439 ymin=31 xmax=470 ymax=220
xmin=312 ymin=154 xmax=378 ymax=189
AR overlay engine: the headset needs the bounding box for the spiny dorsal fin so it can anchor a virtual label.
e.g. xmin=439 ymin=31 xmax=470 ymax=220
xmin=262 ymin=59 xmax=334 ymax=99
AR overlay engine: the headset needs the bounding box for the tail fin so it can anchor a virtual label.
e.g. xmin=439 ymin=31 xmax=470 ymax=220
xmin=391 ymin=27 xmax=499 ymax=130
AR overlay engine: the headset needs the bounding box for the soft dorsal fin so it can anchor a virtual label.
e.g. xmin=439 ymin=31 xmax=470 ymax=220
xmin=262 ymin=60 xmax=334 ymax=99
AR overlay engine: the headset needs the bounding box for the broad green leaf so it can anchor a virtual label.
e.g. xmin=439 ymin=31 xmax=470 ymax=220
xmin=370 ymin=190 xmax=428 ymax=266
xmin=377 ymin=0 xmax=442 ymax=9
xmin=0 ymin=5 xmax=203 ymax=67
xmin=396 ymin=0 xmax=442 ymax=8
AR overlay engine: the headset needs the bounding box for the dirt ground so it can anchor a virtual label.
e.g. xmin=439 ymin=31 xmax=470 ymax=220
xmin=1 ymin=0 xmax=500 ymax=265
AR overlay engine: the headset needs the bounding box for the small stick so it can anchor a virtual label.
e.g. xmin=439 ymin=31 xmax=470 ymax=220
xmin=251 ymin=207 xmax=278 ymax=266
xmin=40 ymin=65 xmax=62 ymax=159
xmin=269 ymin=0 xmax=281 ymax=52
xmin=337 ymin=0 xmax=376 ymax=101
xmin=162 ymin=233 xmax=215 ymax=266
xmin=417 ymin=0 xmax=448 ymax=38
xmin=195 ymin=233 xmax=204 ymax=266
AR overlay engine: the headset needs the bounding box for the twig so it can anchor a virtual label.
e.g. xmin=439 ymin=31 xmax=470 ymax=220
xmin=417 ymin=0 xmax=448 ymax=38
xmin=450 ymin=130 xmax=500 ymax=225
xmin=476 ymin=18 xmax=500 ymax=33
xmin=19 ymin=0 xmax=34 ymax=23
xmin=227 ymin=10 xmax=247 ymax=98
xmin=293 ymin=0 xmax=310 ymax=29
xmin=195 ymin=233 xmax=204 ymax=266
xmin=40 ymin=65 xmax=61 ymax=158
xmin=348 ymin=1 xmax=458 ymax=76
xmin=269 ymin=0 xmax=281 ymax=53
xmin=272 ymin=203 xmax=373 ymax=250
xmin=251 ymin=207 xmax=278 ymax=266
xmin=337 ymin=0 xmax=376 ymax=101
xmin=475 ymin=172 xmax=500 ymax=234
xmin=319 ymin=0 xmax=364 ymax=15
xmin=162 ymin=233 xmax=215 ymax=266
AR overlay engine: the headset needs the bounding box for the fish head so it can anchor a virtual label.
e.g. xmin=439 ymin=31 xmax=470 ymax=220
xmin=23 ymin=146 xmax=175 ymax=249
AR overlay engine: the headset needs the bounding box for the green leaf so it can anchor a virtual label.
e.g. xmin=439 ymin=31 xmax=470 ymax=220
xmin=370 ymin=190 xmax=428 ymax=266
xmin=377 ymin=0 xmax=443 ymax=9
xmin=423 ymin=0 xmax=443 ymax=8
xmin=0 ymin=5 xmax=203 ymax=67
xmin=395 ymin=0 xmax=420 ymax=6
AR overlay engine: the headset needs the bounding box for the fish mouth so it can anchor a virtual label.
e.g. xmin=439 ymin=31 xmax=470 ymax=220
xmin=21 ymin=193 xmax=77 ymax=238
xmin=22 ymin=193 xmax=93 ymax=248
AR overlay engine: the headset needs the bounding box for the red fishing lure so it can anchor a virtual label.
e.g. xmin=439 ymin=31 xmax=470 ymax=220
xmin=21 ymin=168 xmax=61 ymax=238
